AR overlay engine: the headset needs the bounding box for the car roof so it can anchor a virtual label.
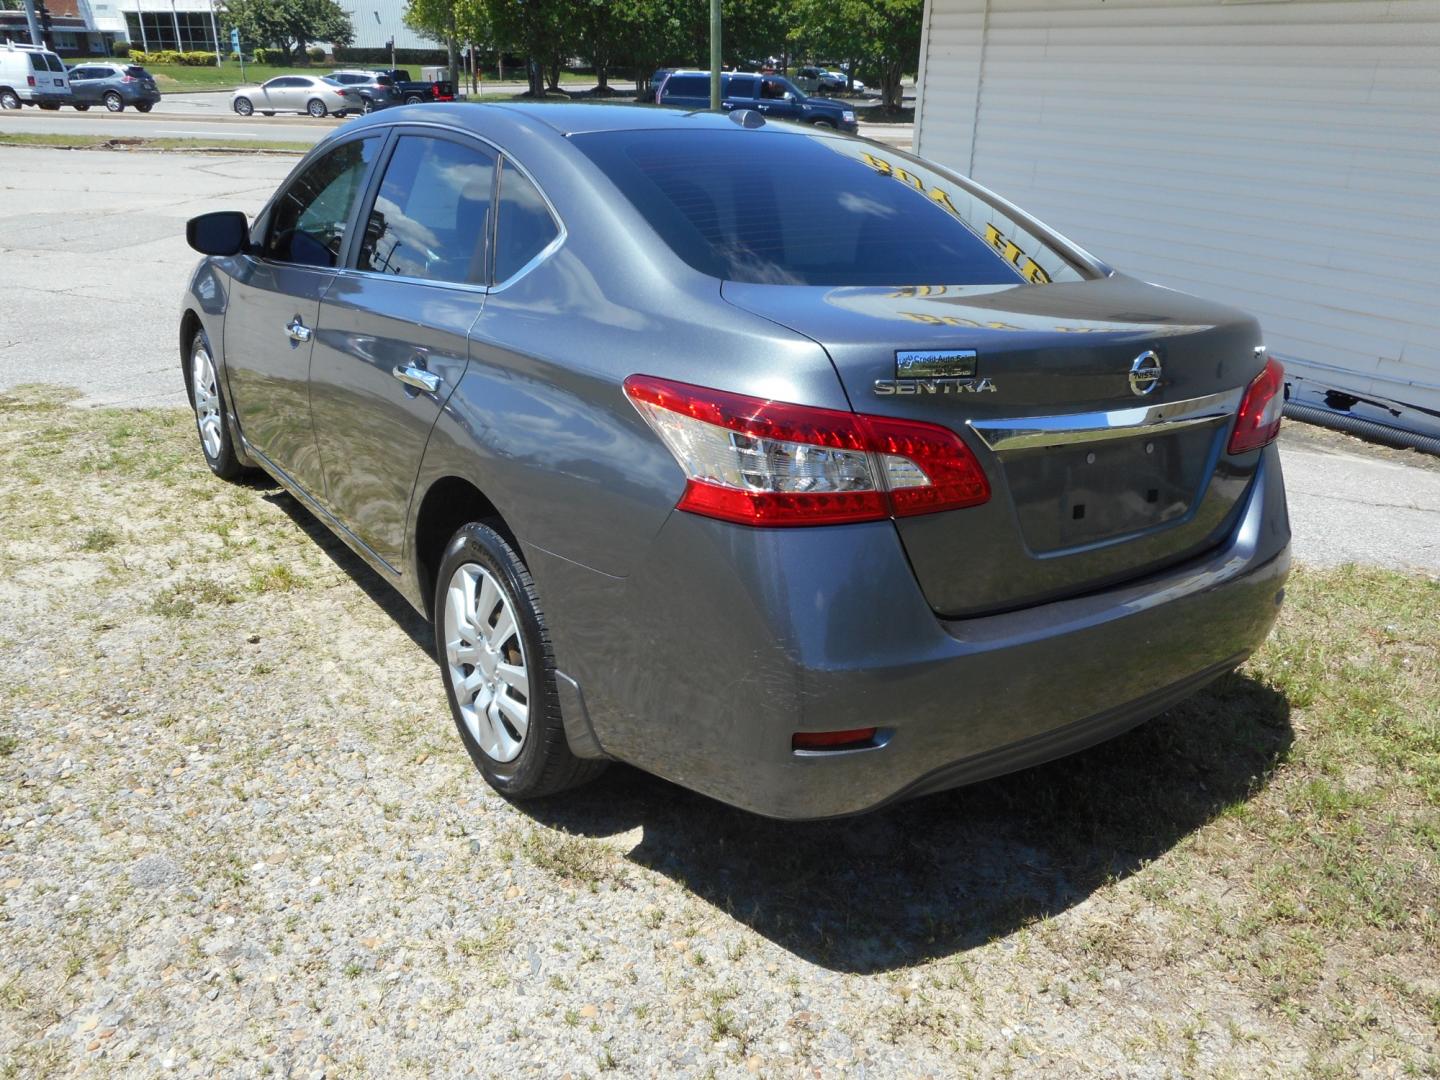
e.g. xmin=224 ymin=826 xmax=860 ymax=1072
xmin=326 ymin=101 xmax=833 ymax=141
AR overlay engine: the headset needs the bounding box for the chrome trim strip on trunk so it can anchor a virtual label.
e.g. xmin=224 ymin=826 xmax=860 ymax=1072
xmin=968 ymin=387 xmax=1242 ymax=452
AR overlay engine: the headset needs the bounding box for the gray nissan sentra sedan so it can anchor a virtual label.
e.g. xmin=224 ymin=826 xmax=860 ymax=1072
xmin=179 ymin=103 xmax=1291 ymax=819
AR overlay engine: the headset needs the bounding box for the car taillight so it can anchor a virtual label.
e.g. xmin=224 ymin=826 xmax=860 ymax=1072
xmin=623 ymin=375 xmax=990 ymax=527
xmin=26 ymin=75 xmax=35 ymax=87
xmin=1228 ymin=355 xmax=1285 ymax=454
xmin=123 ymin=74 xmax=135 ymax=82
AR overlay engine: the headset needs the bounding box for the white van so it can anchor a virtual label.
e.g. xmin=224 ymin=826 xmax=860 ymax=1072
xmin=0 ymin=41 xmax=73 ymax=110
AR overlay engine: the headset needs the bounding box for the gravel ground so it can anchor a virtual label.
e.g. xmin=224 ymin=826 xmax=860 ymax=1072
xmin=1 ymin=387 xmax=1436 ymax=1079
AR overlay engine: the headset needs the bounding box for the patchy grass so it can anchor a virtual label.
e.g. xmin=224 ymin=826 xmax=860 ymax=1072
xmin=0 ymin=382 xmax=1435 ymax=1076
xmin=0 ymin=133 xmax=309 ymax=153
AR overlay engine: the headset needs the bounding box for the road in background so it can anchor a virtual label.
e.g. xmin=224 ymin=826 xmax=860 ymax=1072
xmin=0 ymin=94 xmax=914 ymax=149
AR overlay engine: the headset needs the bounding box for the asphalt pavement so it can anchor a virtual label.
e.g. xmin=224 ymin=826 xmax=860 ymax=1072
xmin=1 ymin=145 xmax=1432 ymax=572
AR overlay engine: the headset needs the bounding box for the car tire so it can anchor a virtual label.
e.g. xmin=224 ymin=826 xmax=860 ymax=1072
xmin=812 ymin=118 xmax=836 ymax=128
xmin=361 ymin=97 xmax=374 ymax=114
xmin=0 ymin=88 xmax=19 ymax=110
xmin=135 ymin=101 xmax=153 ymax=113
xmin=186 ymin=328 xmax=248 ymax=482
xmin=233 ymin=96 xmax=253 ymax=116
xmin=404 ymin=93 xmax=422 ymax=105
xmin=307 ymin=97 xmax=326 ymax=117
xmin=38 ymin=101 xmax=61 ymax=110
xmin=103 ymin=91 xmax=124 ymax=112
xmin=73 ymin=103 xmax=90 ymax=111
xmin=261 ymin=111 xmax=274 ymax=116
xmin=435 ymin=522 xmax=606 ymax=801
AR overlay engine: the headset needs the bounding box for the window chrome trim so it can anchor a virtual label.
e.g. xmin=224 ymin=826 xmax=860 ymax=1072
xmin=317 ymin=118 xmax=567 ymax=294
xmin=967 ymin=387 xmax=1242 ymax=453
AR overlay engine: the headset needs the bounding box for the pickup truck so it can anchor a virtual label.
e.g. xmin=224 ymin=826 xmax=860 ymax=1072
xmin=656 ymin=71 xmax=857 ymax=133
xmin=380 ymin=69 xmax=456 ymax=105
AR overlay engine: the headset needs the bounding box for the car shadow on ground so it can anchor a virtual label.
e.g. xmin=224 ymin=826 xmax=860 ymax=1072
xmin=262 ymin=488 xmax=434 ymax=654
xmin=524 ymin=674 xmax=1293 ymax=975
xmin=258 ymin=485 xmax=1292 ymax=974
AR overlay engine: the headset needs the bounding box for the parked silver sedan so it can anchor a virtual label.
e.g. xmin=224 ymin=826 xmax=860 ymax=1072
xmin=232 ymin=75 xmax=360 ymax=118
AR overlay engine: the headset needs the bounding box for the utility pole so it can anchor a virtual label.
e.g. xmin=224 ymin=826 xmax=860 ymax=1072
xmin=20 ymin=0 xmax=43 ymax=48
xmin=708 ymin=0 xmax=720 ymax=110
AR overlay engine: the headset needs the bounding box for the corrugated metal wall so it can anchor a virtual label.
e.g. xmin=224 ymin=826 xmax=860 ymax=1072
xmin=915 ymin=0 xmax=1440 ymax=421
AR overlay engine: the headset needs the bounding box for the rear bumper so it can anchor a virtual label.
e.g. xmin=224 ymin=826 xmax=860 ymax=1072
xmin=553 ymin=444 xmax=1290 ymax=819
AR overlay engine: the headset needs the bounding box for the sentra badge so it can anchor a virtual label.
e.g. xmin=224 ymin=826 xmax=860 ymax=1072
xmin=874 ymin=349 xmax=996 ymax=395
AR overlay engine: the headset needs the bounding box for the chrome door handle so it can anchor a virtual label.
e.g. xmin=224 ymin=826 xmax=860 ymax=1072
xmin=286 ymin=318 xmax=311 ymax=343
xmin=392 ymin=363 xmax=441 ymax=393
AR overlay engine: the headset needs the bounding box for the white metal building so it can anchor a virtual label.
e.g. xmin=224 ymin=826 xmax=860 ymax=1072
xmin=914 ymin=0 xmax=1440 ymax=439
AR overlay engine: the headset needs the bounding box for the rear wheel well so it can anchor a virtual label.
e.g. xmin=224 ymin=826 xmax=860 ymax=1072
xmin=412 ymin=477 xmax=518 ymax=620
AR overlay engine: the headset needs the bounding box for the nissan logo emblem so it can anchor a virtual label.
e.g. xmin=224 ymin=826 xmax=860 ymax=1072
xmin=1129 ymin=351 xmax=1162 ymax=396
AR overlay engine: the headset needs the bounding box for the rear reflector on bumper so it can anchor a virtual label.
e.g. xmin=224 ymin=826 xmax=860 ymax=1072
xmin=624 ymin=374 xmax=990 ymax=526
xmin=792 ymin=728 xmax=879 ymax=751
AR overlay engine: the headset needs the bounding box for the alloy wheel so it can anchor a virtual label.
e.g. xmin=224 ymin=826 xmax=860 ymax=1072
xmin=0 ymin=89 xmax=19 ymax=110
xmin=444 ymin=563 xmax=530 ymax=763
xmin=104 ymin=91 xmax=123 ymax=112
xmin=234 ymin=97 xmax=252 ymax=116
xmin=307 ymin=98 xmax=325 ymax=117
xmin=189 ymin=338 xmax=223 ymax=459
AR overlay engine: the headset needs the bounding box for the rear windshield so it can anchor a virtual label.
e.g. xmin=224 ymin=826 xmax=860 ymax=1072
xmin=125 ymin=66 xmax=148 ymax=78
xmin=572 ymin=130 xmax=1087 ymax=287
xmin=29 ymin=53 xmax=65 ymax=72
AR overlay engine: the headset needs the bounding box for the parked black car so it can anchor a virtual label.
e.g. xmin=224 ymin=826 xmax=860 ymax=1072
xmin=380 ymin=69 xmax=455 ymax=105
xmin=67 ymin=62 xmax=160 ymax=112
xmin=657 ymin=71 xmax=857 ymax=132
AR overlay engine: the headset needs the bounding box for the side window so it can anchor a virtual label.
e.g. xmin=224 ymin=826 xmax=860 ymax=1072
xmin=665 ymin=75 xmax=704 ymax=98
xmin=729 ymin=76 xmax=758 ymax=98
xmin=264 ymin=136 xmax=378 ymax=268
xmin=493 ymin=159 xmax=560 ymax=284
xmin=356 ymin=135 xmax=495 ymax=285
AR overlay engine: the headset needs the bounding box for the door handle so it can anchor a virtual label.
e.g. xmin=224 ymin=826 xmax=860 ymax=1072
xmin=286 ymin=317 xmax=311 ymax=343
xmin=392 ymin=363 xmax=441 ymax=393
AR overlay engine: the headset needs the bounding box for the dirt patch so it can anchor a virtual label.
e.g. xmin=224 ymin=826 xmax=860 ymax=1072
xmin=1 ymin=385 xmax=1436 ymax=1076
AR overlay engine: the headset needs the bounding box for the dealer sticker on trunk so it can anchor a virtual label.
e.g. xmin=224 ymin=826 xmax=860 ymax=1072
xmin=875 ymin=350 xmax=996 ymax=395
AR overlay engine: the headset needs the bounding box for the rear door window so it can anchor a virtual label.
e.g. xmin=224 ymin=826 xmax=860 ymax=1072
xmin=572 ymin=129 xmax=1087 ymax=287
xmin=662 ymin=75 xmax=706 ymax=98
xmin=264 ymin=136 xmax=380 ymax=268
xmin=493 ymin=159 xmax=560 ymax=284
xmin=355 ymin=134 xmax=496 ymax=285
xmin=725 ymin=75 xmax=759 ymax=98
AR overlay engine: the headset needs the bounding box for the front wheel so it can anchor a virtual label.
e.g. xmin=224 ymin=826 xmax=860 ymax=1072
xmin=38 ymin=101 xmax=61 ymax=110
xmin=135 ymin=101 xmax=153 ymax=113
xmin=436 ymin=523 xmax=605 ymax=800
xmin=187 ymin=329 xmax=248 ymax=481
xmin=811 ymin=118 xmax=836 ymax=129
xmin=0 ymin=88 xmax=19 ymax=110
xmin=306 ymin=97 xmax=326 ymax=118
xmin=233 ymin=96 xmax=253 ymax=116
xmin=404 ymin=93 xmax=422 ymax=105
xmin=103 ymin=91 xmax=124 ymax=112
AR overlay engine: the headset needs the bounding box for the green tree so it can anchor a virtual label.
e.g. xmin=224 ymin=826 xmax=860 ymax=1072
xmin=790 ymin=0 xmax=920 ymax=109
xmin=484 ymin=0 xmax=577 ymax=94
xmin=220 ymin=0 xmax=354 ymax=61
xmin=404 ymin=0 xmax=489 ymax=90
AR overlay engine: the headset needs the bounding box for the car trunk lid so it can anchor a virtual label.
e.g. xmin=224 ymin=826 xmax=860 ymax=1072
xmin=722 ymin=274 xmax=1267 ymax=616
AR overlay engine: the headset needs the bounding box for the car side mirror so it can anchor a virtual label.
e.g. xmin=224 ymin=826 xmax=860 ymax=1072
xmin=187 ymin=210 xmax=249 ymax=256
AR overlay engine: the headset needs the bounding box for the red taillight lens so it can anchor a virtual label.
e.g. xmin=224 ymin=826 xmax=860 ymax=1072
xmin=793 ymin=728 xmax=878 ymax=751
xmin=27 ymin=75 xmax=36 ymax=87
xmin=1228 ymin=356 xmax=1285 ymax=454
xmin=623 ymin=375 xmax=990 ymax=527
